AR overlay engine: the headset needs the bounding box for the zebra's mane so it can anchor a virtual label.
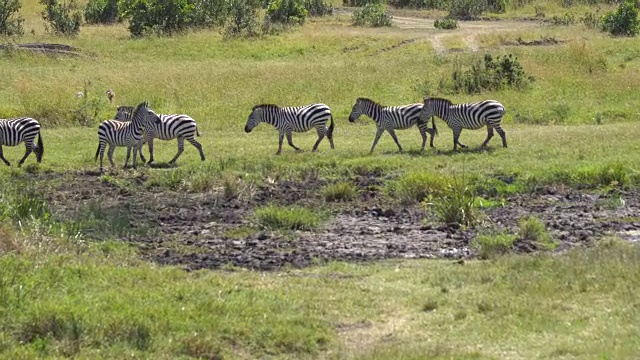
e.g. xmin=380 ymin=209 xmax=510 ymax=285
xmin=252 ymin=104 xmax=280 ymax=111
xmin=356 ymin=97 xmax=383 ymax=107
xmin=425 ymin=97 xmax=453 ymax=106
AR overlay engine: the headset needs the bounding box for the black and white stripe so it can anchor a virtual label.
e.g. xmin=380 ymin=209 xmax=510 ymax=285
xmin=0 ymin=117 xmax=44 ymax=167
xmin=419 ymin=97 xmax=507 ymax=151
xmin=95 ymin=101 xmax=155 ymax=171
xmin=348 ymin=98 xmax=437 ymax=153
xmin=115 ymin=106 xmax=205 ymax=165
xmin=244 ymin=103 xmax=335 ymax=155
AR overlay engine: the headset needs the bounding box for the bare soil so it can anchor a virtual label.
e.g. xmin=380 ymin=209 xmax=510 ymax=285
xmin=42 ymin=171 xmax=640 ymax=271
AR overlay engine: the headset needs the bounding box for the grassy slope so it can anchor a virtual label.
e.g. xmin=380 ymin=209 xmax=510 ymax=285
xmin=1 ymin=1 xmax=640 ymax=359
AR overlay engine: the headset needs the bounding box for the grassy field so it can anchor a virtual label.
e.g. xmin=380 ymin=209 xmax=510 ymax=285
xmin=1 ymin=0 xmax=640 ymax=358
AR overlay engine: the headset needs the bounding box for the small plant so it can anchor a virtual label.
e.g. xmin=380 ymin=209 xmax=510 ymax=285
xmin=581 ymin=8 xmax=602 ymax=30
xmin=518 ymin=216 xmax=556 ymax=249
xmin=322 ymin=182 xmax=358 ymax=202
xmin=474 ymin=232 xmax=517 ymax=259
xmin=352 ymin=3 xmax=392 ymax=27
xmin=255 ymin=204 xmax=321 ymax=231
xmin=40 ymin=0 xmax=82 ymax=37
xmin=84 ymin=0 xmax=119 ymax=24
xmin=601 ymin=0 xmax=640 ymax=37
xmin=71 ymin=80 xmax=102 ymax=127
xmin=426 ymin=176 xmax=478 ymax=226
xmin=0 ymin=0 xmax=24 ymax=36
xmin=434 ymin=18 xmax=458 ymax=29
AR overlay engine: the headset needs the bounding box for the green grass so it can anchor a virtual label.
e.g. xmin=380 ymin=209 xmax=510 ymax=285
xmin=322 ymin=181 xmax=359 ymax=202
xmin=255 ymin=204 xmax=323 ymax=231
xmin=474 ymin=232 xmax=518 ymax=259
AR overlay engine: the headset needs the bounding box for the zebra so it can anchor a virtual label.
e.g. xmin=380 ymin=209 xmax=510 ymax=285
xmin=348 ymin=97 xmax=437 ymax=154
xmin=418 ymin=97 xmax=507 ymax=151
xmin=244 ymin=103 xmax=335 ymax=155
xmin=114 ymin=106 xmax=205 ymax=165
xmin=0 ymin=117 xmax=44 ymax=167
xmin=95 ymin=101 xmax=157 ymax=171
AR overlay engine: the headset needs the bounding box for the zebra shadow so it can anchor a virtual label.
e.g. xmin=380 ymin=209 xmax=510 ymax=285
xmin=146 ymin=162 xmax=178 ymax=169
xmin=433 ymin=146 xmax=499 ymax=156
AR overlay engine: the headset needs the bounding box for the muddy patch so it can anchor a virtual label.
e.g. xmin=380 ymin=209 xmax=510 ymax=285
xmin=43 ymin=172 xmax=640 ymax=271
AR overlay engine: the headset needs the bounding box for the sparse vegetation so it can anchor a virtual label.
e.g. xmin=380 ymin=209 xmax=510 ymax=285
xmin=474 ymin=232 xmax=517 ymax=259
xmin=518 ymin=216 xmax=557 ymax=249
xmin=255 ymin=204 xmax=322 ymax=230
xmin=434 ymin=18 xmax=458 ymax=29
xmin=322 ymin=181 xmax=358 ymax=202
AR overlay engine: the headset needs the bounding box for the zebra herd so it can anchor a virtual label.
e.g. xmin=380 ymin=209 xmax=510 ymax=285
xmin=0 ymin=96 xmax=507 ymax=171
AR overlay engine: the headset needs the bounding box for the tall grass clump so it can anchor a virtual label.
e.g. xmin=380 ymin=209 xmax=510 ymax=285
xmin=387 ymin=172 xmax=448 ymax=206
xmin=322 ymin=182 xmax=358 ymax=202
xmin=425 ymin=176 xmax=478 ymax=226
xmin=255 ymin=205 xmax=322 ymax=231
xmin=474 ymin=232 xmax=517 ymax=259
xmin=518 ymin=216 xmax=557 ymax=249
xmin=0 ymin=0 xmax=23 ymax=36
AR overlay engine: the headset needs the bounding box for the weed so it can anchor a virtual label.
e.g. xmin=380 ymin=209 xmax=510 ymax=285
xmin=518 ymin=216 xmax=557 ymax=249
xmin=422 ymin=299 xmax=439 ymax=312
xmin=322 ymin=182 xmax=358 ymax=202
xmin=388 ymin=172 xmax=448 ymax=206
xmin=474 ymin=232 xmax=517 ymax=259
xmin=425 ymin=176 xmax=478 ymax=226
xmin=434 ymin=18 xmax=458 ymax=29
xmin=255 ymin=204 xmax=322 ymax=231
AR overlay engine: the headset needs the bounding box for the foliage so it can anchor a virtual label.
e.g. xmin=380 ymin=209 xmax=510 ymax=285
xmin=438 ymin=53 xmax=533 ymax=95
xmin=322 ymin=182 xmax=358 ymax=202
xmin=448 ymin=0 xmax=486 ymax=19
xmin=191 ymin=0 xmax=230 ymax=28
xmin=71 ymin=81 xmax=103 ymax=127
xmin=0 ymin=0 xmax=23 ymax=36
xmin=581 ymin=8 xmax=602 ymax=29
xmin=266 ymin=0 xmax=308 ymax=26
xmin=388 ymin=0 xmax=449 ymax=9
xmin=305 ymin=0 xmax=332 ymax=16
xmin=343 ymin=0 xmax=384 ymax=7
xmin=84 ymin=0 xmax=120 ymax=24
xmin=425 ymin=176 xmax=478 ymax=226
xmin=549 ymin=12 xmax=575 ymax=25
xmin=601 ymin=0 xmax=640 ymax=36
xmin=224 ymin=0 xmax=260 ymax=38
xmin=387 ymin=172 xmax=447 ymax=206
xmin=40 ymin=0 xmax=82 ymax=37
xmin=255 ymin=204 xmax=322 ymax=231
xmin=474 ymin=232 xmax=517 ymax=259
xmin=352 ymin=3 xmax=392 ymax=27
xmin=518 ymin=216 xmax=557 ymax=249
xmin=434 ymin=18 xmax=458 ymax=29
xmin=120 ymin=0 xmax=195 ymax=37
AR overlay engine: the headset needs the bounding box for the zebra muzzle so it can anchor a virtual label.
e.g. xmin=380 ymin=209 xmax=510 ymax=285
xmin=244 ymin=125 xmax=251 ymax=133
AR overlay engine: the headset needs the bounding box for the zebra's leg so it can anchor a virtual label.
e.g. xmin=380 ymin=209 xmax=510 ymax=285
xmin=107 ymin=143 xmax=116 ymax=167
xmin=312 ymin=127 xmax=325 ymax=152
xmin=370 ymin=128 xmax=385 ymax=153
xmin=419 ymin=127 xmax=427 ymax=153
xmin=169 ymin=137 xmax=185 ymax=164
xmin=286 ymin=132 xmax=302 ymax=152
xmin=124 ymin=146 xmax=132 ymax=168
xmin=452 ymin=128 xmax=466 ymax=151
xmin=17 ymin=142 xmax=34 ymax=167
xmin=132 ymin=144 xmax=140 ymax=169
xmin=146 ymin=138 xmax=156 ymax=164
xmin=388 ymin=128 xmax=403 ymax=153
xmin=480 ymin=125 xmax=494 ymax=148
xmin=0 ymin=145 xmax=10 ymax=166
xmin=276 ymin=131 xmax=284 ymax=155
xmin=139 ymin=141 xmax=147 ymax=164
xmin=496 ymin=126 xmax=507 ymax=148
xmin=188 ymin=137 xmax=205 ymax=161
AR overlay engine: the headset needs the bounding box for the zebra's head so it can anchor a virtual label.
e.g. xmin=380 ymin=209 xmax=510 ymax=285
xmin=348 ymin=98 xmax=366 ymax=122
xmin=130 ymin=101 xmax=150 ymax=126
xmin=418 ymin=96 xmax=436 ymax=123
xmin=114 ymin=106 xmax=133 ymax=121
xmin=147 ymin=108 xmax=162 ymax=125
xmin=245 ymin=105 xmax=266 ymax=133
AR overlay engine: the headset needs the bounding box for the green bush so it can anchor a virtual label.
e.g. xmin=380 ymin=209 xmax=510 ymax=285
xmin=434 ymin=18 xmax=458 ymax=29
xmin=0 ymin=0 xmax=24 ymax=36
xmin=192 ymin=0 xmax=230 ymax=28
xmin=255 ymin=205 xmax=321 ymax=231
xmin=224 ymin=0 xmax=260 ymax=38
xmin=352 ymin=3 xmax=392 ymax=27
xmin=439 ymin=53 xmax=533 ymax=95
xmin=305 ymin=0 xmax=332 ymax=16
xmin=322 ymin=182 xmax=358 ymax=202
xmin=120 ymin=0 xmax=194 ymax=37
xmin=448 ymin=0 xmax=486 ymax=19
xmin=84 ymin=0 xmax=120 ymax=24
xmin=40 ymin=0 xmax=82 ymax=37
xmin=601 ymin=0 xmax=640 ymax=36
xmin=266 ymin=0 xmax=308 ymax=25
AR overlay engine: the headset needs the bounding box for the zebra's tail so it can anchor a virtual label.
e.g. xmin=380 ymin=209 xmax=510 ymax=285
xmin=328 ymin=114 xmax=335 ymax=136
xmin=196 ymin=126 xmax=201 ymax=137
xmin=36 ymin=132 xmax=44 ymax=163
xmin=431 ymin=116 xmax=438 ymax=136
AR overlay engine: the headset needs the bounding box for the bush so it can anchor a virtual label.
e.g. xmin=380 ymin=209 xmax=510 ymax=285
xmin=352 ymin=3 xmax=392 ymax=27
xmin=322 ymin=182 xmax=358 ymax=202
xmin=192 ymin=0 xmax=230 ymax=28
xmin=305 ymin=0 xmax=332 ymax=16
xmin=0 ymin=0 xmax=24 ymax=36
xmin=434 ymin=18 xmax=458 ymax=29
xmin=439 ymin=53 xmax=533 ymax=94
xmin=255 ymin=205 xmax=321 ymax=231
xmin=266 ymin=0 xmax=308 ymax=25
xmin=343 ymin=0 xmax=384 ymax=7
xmin=40 ymin=0 xmax=82 ymax=37
xmin=84 ymin=0 xmax=120 ymax=24
xmin=120 ymin=0 xmax=194 ymax=37
xmin=389 ymin=0 xmax=449 ymax=10
xmin=601 ymin=0 xmax=640 ymax=36
xmin=224 ymin=0 xmax=260 ymax=38
xmin=448 ymin=0 xmax=486 ymax=19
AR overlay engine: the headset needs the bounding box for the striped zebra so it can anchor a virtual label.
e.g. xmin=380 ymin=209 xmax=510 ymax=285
xmin=348 ymin=98 xmax=437 ymax=153
xmin=95 ymin=101 xmax=157 ymax=171
xmin=0 ymin=117 xmax=44 ymax=167
xmin=115 ymin=106 xmax=205 ymax=165
xmin=244 ymin=103 xmax=335 ymax=155
xmin=418 ymin=97 xmax=507 ymax=151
